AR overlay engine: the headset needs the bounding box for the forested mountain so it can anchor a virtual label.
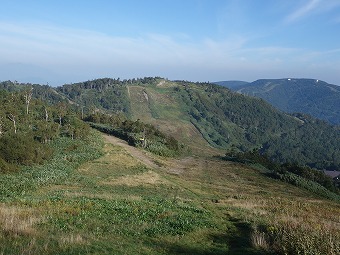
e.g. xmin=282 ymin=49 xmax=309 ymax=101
xmin=55 ymin=78 xmax=131 ymax=115
xmin=174 ymin=81 xmax=339 ymax=170
xmin=52 ymin=77 xmax=340 ymax=170
xmin=1 ymin=78 xmax=339 ymax=170
xmin=219 ymin=78 xmax=340 ymax=125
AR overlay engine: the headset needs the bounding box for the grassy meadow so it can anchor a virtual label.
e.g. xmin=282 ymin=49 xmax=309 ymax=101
xmin=0 ymin=130 xmax=339 ymax=254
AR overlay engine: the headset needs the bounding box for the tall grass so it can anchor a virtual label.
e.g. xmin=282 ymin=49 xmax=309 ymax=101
xmin=269 ymin=219 xmax=339 ymax=255
xmin=234 ymin=195 xmax=340 ymax=255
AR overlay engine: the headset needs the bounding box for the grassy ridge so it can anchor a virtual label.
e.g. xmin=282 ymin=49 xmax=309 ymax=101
xmin=2 ymin=78 xmax=339 ymax=169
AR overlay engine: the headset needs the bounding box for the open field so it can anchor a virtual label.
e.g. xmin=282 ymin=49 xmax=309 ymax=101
xmin=0 ymin=131 xmax=339 ymax=254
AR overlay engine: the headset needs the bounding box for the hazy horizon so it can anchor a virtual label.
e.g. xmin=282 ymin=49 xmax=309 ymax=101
xmin=1 ymin=0 xmax=340 ymax=86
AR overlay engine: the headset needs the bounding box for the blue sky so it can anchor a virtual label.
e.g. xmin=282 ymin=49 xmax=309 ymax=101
xmin=0 ymin=0 xmax=340 ymax=86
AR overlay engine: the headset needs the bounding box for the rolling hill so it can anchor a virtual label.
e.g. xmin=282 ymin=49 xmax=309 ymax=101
xmin=219 ymin=78 xmax=340 ymax=125
xmin=52 ymin=77 xmax=340 ymax=170
xmin=1 ymin=78 xmax=340 ymax=170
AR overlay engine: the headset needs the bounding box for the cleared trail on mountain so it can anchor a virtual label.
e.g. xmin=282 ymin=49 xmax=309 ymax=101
xmin=102 ymin=134 xmax=193 ymax=175
xmin=103 ymin=134 xmax=160 ymax=170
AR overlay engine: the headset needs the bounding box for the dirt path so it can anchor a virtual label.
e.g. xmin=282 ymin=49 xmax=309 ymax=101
xmin=103 ymin=134 xmax=160 ymax=170
xmin=103 ymin=134 xmax=196 ymax=175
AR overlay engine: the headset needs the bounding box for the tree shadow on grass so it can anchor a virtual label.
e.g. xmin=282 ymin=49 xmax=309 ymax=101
xmin=153 ymin=219 xmax=274 ymax=255
xmin=225 ymin=220 xmax=272 ymax=255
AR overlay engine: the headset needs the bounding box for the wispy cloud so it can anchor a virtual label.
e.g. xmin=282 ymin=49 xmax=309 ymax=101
xmin=285 ymin=0 xmax=321 ymax=23
xmin=285 ymin=0 xmax=340 ymax=23
xmin=0 ymin=21 xmax=249 ymax=69
xmin=0 ymin=21 xmax=339 ymax=85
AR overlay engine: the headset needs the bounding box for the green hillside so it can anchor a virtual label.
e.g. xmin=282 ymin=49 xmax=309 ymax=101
xmin=229 ymin=78 xmax=340 ymax=125
xmin=55 ymin=77 xmax=340 ymax=170
xmin=1 ymin=78 xmax=340 ymax=170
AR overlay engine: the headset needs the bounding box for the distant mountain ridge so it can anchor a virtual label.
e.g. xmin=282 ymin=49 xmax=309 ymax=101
xmin=214 ymin=80 xmax=249 ymax=89
xmin=215 ymin=78 xmax=340 ymax=125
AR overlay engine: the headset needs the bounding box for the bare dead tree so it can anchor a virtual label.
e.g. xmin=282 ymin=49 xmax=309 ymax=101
xmin=142 ymin=128 xmax=147 ymax=148
xmin=0 ymin=117 xmax=3 ymax=136
xmin=24 ymin=87 xmax=33 ymax=115
xmin=57 ymin=102 xmax=67 ymax=126
xmin=7 ymin=113 xmax=17 ymax=134
xmin=44 ymin=107 xmax=49 ymax=122
xmin=81 ymin=106 xmax=84 ymax=120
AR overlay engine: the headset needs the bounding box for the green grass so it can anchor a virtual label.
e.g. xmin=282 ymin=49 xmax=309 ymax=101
xmin=0 ymin=132 xmax=339 ymax=254
xmin=0 ymin=130 xmax=103 ymax=200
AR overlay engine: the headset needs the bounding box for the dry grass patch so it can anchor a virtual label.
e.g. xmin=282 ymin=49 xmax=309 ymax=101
xmin=79 ymin=149 xmax=138 ymax=173
xmin=156 ymin=80 xmax=177 ymax=88
xmin=0 ymin=205 xmax=42 ymax=236
xmin=59 ymin=234 xmax=86 ymax=247
xmin=225 ymin=199 xmax=267 ymax=215
xmin=77 ymin=143 xmax=141 ymax=180
xmin=234 ymin=197 xmax=340 ymax=254
xmin=100 ymin=152 xmax=138 ymax=167
xmin=102 ymin=170 xmax=170 ymax=187
xmin=251 ymin=229 xmax=269 ymax=250
xmin=129 ymin=86 xmax=153 ymax=120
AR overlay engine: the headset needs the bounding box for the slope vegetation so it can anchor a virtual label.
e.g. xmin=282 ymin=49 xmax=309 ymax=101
xmin=2 ymin=77 xmax=339 ymax=169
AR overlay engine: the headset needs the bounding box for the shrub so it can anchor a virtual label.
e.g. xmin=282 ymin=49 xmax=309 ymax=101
xmin=61 ymin=115 xmax=91 ymax=139
xmin=0 ymin=157 xmax=18 ymax=173
xmin=0 ymin=130 xmax=104 ymax=198
xmin=273 ymin=172 xmax=340 ymax=201
xmin=0 ymin=133 xmax=53 ymax=166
